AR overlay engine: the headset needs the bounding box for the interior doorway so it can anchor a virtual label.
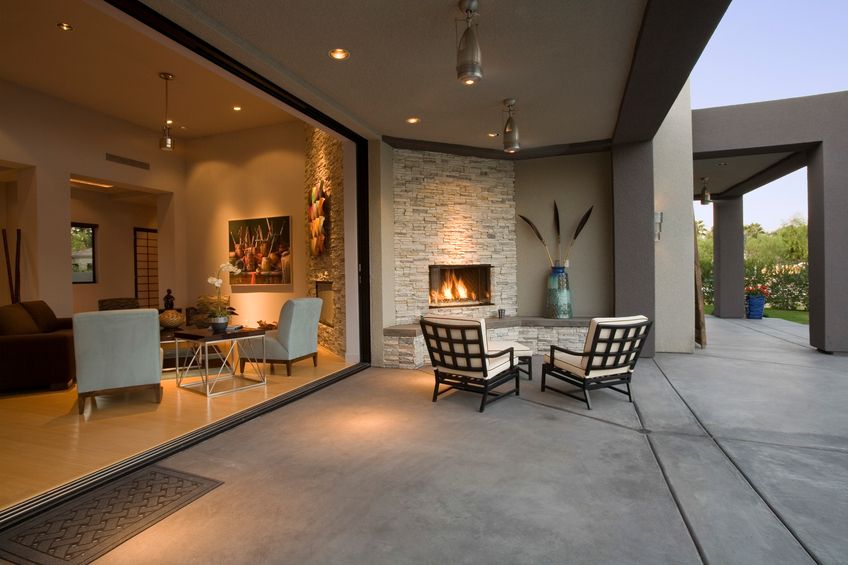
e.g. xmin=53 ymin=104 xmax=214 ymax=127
xmin=134 ymin=228 xmax=159 ymax=308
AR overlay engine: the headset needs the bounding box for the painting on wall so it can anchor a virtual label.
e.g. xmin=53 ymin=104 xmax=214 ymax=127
xmin=308 ymin=180 xmax=329 ymax=256
xmin=227 ymin=216 xmax=292 ymax=286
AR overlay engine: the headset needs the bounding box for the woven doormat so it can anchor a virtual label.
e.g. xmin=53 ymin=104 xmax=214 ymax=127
xmin=0 ymin=466 xmax=221 ymax=564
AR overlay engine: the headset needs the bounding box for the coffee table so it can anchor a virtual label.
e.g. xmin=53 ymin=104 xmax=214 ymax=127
xmin=174 ymin=327 xmax=266 ymax=397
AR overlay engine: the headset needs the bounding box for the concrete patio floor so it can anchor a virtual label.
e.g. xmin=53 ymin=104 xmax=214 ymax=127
xmin=99 ymin=316 xmax=847 ymax=564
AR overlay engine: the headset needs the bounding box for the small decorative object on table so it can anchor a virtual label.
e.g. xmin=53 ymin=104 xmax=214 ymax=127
xmin=159 ymin=309 xmax=183 ymax=329
xmin=745 ymin=284 xmax=769 ymax=319
xmin=203 ymin=262 xmax=241 ymax=332
xmin=163 ymin=288 xmax=175 ymax=310
xmin=519 ymin=201 xmax=593 ymax=319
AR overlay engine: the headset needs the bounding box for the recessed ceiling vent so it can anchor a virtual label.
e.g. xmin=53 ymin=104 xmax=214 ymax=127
xmin=105 ymin=153 xmax=150 ymax=170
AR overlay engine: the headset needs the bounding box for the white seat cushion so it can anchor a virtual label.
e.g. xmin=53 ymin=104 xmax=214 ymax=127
xmin=544 ymin=353 xmax=632 ymax=379
xmin=488 ymin=340 xmax=531 ymax=357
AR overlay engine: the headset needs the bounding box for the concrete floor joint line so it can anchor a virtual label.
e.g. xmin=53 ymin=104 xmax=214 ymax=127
xmin=653 ymin=356 xmax=824 ymax=564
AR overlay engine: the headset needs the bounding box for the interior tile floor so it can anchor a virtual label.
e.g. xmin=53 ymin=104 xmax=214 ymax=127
xmin=20 ymin=317 xmax=848 ymax=564
xmin=0 ymin=346 xmax=351 ymax=511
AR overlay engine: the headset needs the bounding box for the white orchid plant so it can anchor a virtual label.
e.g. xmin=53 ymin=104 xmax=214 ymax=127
xmin=206 ymin=262 xmax=241 ymax=318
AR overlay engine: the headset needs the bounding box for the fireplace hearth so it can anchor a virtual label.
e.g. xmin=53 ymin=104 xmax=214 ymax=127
xmin=429 ymin=264 xmax=492 ymax=308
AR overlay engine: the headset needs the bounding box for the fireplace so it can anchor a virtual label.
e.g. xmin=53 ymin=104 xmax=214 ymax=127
xmin=428 ymin=264 xmax=492 ymax=308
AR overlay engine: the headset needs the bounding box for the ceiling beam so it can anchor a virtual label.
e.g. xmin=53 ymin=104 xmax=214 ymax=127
xmin=382 ymin=136 xmax=611 ymax=161
xmin=613 ymin=0 xmax=731 ymax=144
xmin=711 ymin=151 xmax=810 ymax=200
xmin=693 ymin=142 xmax=819 ymax=161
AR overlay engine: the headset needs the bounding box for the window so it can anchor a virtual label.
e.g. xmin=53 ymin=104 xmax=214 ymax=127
xmin=134 ymin=228 xmax=159 ymax=308
xmin=71 ymin=223 xmax=97 ymax=284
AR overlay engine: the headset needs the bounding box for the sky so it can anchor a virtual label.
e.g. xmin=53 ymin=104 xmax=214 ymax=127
xmin=690 ymin=0 xmax=848 ymax=231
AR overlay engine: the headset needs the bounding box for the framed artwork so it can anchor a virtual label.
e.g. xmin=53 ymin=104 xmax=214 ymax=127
xmin=227 ymin=216 xmax=292 ymax=286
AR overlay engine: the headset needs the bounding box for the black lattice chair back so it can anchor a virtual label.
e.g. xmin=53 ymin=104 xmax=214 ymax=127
xmin=421 ymin=317 xmax=488 ymax=376
xmin=585 ymin=316 xmax=651 ymax=376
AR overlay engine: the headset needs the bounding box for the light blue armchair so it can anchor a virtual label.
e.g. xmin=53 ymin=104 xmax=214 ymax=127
xmin=73 ymin=309 xmax=163 ymax=415
xmin=240 ymin=298 xmax=323 ymax=376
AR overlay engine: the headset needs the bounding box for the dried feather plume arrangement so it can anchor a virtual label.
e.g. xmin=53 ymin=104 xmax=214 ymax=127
xmin=518 ymin=202 xmax=593 ymax=267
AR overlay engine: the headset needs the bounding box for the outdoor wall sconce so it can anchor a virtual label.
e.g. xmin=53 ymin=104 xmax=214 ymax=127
xmin=654 ymin=211 xmax=664 ymax=241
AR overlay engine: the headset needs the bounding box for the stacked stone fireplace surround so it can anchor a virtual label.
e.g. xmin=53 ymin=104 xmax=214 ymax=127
xmin=383 ymin=149 xmax=587 ymax=369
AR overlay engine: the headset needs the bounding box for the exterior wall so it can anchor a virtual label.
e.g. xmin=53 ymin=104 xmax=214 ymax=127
xmin=392 ymin=149 xmax=517 ymax=324
xmin=652 ymin=82 xmax=695 ymax=352
xmin=612 ymin=141 xmax=655 ymax=356
xmin=70 ymin=190 xmax=157 ymax=313
xmin=713 ymin=198 xmax=745 ymax=318
xmin=0 ymin=79 xmax=186 ymax=316
xmin=305 ymin=127 xmax=346 ymax=358
xmin=184 ymin=122 xmax=307 ymax=327
xmin=515 ymin=153 xmax=614 ymax=317
xmin=368 ymin=141 xmax=396 ymax=366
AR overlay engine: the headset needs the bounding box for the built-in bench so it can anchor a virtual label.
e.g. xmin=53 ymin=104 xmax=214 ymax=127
xmin=383 ymin=316 xmax=592 ymax=369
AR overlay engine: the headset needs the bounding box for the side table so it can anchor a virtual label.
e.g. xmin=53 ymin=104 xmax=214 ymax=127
xmin=174 ymin=327 xmax=267 ymax=397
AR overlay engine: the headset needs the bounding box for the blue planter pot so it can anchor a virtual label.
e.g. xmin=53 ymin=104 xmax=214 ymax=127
xmin=746 ymin=295 xmax=766 ymax=319
xmin=545 ymin=265 xmax=572 ymax=319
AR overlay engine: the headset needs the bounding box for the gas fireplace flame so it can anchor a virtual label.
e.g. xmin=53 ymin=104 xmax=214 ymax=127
xmin=432 ymin=271 xmax=476 ymax=303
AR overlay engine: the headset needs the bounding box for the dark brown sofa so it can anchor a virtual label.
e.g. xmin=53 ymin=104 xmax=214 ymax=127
xmin=0 ymin=301 xmax=75 ymax=393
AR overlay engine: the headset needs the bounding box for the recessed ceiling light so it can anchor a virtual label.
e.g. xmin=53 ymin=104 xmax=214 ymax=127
xmin=717 ymin=162 xmax=728 ymax=166
xmin=166 ymin=119 xmax=173 ymax=125
xmin=57 ymin=22 xmax=73 ymax=31
xmin=328 ymin=48 xmax=350 ymax=60
xmin=406 ymin=117 xmax=421 ymax=124
xmin=487 ymin=132 xmax=500 ymax=138
xmin=233 ymin=106 xmax=242 ymax=111
xmin=179 ymin=125 xmax=188 ymax=130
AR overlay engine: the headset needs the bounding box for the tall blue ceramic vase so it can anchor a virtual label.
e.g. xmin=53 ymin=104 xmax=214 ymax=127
xmin=545 ymin=264 xmax=572 ymax=319
xmin=746 ymin=295 xmax=765 ymax=319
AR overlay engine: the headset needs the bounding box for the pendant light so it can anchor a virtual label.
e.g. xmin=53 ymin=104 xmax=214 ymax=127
xmin=699 ymin=176 xmax=712 ymax=205
xmin=456 ymin=0 xmax=482 ymax=85
xmin=159 ymin=72 xmax=175 ymax=151
xmin=503 ymin=98 xmax=520 ymax=153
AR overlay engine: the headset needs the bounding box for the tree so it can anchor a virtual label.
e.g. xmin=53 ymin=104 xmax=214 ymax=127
xmin=774 ymin=217 xmax=808 ymax=262
xmin=70 ymin=226 xmax=93 ymax=253
xmin=744 ymin=223 xmax=765 ymax=239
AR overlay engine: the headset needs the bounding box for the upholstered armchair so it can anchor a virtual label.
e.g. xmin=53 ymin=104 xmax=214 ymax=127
xmin=240 ymin=298 xmax=322 ymax=376
xmin=420 ymin=315 xmax=521 ymax=412
xmin=73 ymin=309 xmax=163 ymax=415
xmin=541 ymin=315 xmax=652 ymax=409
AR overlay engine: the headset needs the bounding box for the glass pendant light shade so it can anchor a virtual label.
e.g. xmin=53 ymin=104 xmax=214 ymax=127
xmin=159 ymin=125 xmax=174 ymax=151
xmin=158 ymin=72 xmax=175 ymax=151
xmin=456 ymin=23 xmax=482 ymax=85
xmin=503 ymin=98 xmax=519 ymax=153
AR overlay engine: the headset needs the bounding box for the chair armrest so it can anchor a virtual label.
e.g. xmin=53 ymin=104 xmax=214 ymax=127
xmin=485 ymin=346 xmax=514 ymax=366
xmin=549 ymin=344 xmax=587 ymax=358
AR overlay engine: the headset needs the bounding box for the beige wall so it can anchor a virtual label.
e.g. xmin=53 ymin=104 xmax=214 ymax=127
xmin=0 ymin=79 xmax=186 ymax=316
xmin=653 ymin=81 xmax=695 ymax=352
xmin=184 ymin=121 xmax=307 ymax=327
xmin=70 ymin=190 xmax=157 ymax=313
xmin=515 ymin=153 xmax=614 ymax=317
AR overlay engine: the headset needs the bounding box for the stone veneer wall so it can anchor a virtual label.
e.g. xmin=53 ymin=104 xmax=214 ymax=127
xmin=383 ymin=326 xmax=588 ymax=369
xmin=393 ymin=149 xmax=517 ymax=324
xmin=305 ymin=126 xmax=345 ymax=358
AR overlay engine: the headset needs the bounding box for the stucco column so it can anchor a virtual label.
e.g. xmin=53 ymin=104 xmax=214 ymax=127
xmin=612 ymin=141 xmax=655 ymax=356
xmin=712 ymin=197 xmax=744 ymax=318
xmin=808 ymin=143 xmax=848 ymax=352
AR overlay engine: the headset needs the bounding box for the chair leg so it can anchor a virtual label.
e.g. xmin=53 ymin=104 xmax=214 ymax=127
xmin=313 ymin=352 xmax=318 ymax=367
xmin=239 ymin=358 xmax=246 ymax=374
xmin=541 ymin=366 xmax=547 ymax=391
xmin=514 ymin=370 xmax=520 ymax=396
xmin=270 ymin=363 xmax=275 ymax=374
xmin=432 ymin=379 xmax=440 ymax=403
xmin=480 ymin=385 xmax=488 ymax=412
xmin=584 ymin=386 xmax=593 ymax=410
xmin=626 ymin=382 xmax=632 ymax=403
xmin=286 ymin=361 xmax=293 ymax=376
xmin=155 ymin=385 xmax=163 ymax=404
xmin=78 ymin=396 xmax=86 ymax=415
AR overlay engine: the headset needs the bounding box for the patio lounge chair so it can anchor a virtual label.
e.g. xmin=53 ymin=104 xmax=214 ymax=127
xmin=420 ymin=315 xmax=520 ymax=412
xmin=541 ymin=315 xmax=652 ymax=410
